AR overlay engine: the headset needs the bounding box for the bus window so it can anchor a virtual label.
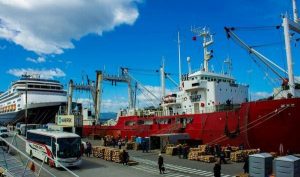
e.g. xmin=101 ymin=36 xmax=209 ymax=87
xmin=57 ymin=137 xmax=81 ymax=158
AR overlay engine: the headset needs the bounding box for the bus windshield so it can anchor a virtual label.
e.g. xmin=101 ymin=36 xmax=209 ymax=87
xmin=57 ymin=137 xmax=81 ymax=158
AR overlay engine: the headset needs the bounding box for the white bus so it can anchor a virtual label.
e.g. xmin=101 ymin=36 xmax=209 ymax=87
xmin=26 ymin=129 xmax=82 ymax=167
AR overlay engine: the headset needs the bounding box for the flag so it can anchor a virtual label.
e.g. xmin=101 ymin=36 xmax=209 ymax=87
xmin=192 ymin=36 xmax=197 ymax=41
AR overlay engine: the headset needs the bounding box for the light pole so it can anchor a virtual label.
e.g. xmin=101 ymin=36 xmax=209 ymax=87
xmin=25 ymin=82 xmax=28 ymax=135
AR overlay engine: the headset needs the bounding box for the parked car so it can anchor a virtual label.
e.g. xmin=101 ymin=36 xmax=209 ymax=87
xmin=0 ymin=127 xmax=9 ymax=138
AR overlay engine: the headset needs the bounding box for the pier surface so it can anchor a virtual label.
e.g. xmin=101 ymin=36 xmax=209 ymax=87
xmin=4 ymin=136 xmax=244 ymax=177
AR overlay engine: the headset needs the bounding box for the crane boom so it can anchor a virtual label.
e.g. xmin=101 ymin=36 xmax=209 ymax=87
xmin=224 ymin=27 xmax=287 ymax=80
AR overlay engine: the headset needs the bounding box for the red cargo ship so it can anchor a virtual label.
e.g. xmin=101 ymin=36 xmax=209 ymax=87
xmin=83 ymin=3 xmax=300 ymax=153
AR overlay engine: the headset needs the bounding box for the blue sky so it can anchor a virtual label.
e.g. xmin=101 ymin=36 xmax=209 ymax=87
xmin=0 ymin=0 xmax=299 ymax=112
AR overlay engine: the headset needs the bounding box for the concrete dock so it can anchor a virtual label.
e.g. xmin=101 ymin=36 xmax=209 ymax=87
xmin=2 ymin=136 xmax=244 ymax=177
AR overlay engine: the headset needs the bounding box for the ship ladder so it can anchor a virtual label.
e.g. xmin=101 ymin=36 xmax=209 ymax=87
xmin=208 ymin=104 xmax=291 ymax=145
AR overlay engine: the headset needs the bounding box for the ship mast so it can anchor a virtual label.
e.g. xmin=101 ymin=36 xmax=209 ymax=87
xmin=293 ymin=0 xmax=299 ymax=23
xmin=177 ymin=32 xmax=182 ymax=86
xmin=282 ymin=0 xmax=300 ymax=97
xmin=191 ymin=27 xmax=214 ymax=72
xmin=160 ymin=57 xmax=166 ymax=98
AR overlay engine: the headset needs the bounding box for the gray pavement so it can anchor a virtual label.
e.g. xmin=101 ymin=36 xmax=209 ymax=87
xmin=2 ymin=135 xmax=244 ymax=177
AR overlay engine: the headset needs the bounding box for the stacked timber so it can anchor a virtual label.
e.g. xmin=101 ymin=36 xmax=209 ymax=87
xmin=162 ymin=144 xmax=174 ymax=153
xmin=104 ymin=148 xmax=113 ymax=161
xmin=230 ymin=149 xmax=259 ymax=162
xmin=111 ymin=149 xmax=122 ymax=163
xmin=92 ymin=146 xmax=106 ymax=158
xmin=231 ymin=146 xmax=240 ymax=152
xmin=198 ymin=155 xmax=216 ymax=163
xmin=198 ymin=145 xmax=208 ymax=152
xmin=166 ymin=147 xmax=177 ymax=155
xmin=188 ymin=148 xmax=206 ymax=160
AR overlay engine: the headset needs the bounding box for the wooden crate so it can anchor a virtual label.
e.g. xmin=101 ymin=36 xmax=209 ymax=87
xmin=111 ymin=149 xmax=122 ymax=163
xmin=166 ymin=147 xmax=177 ymax=156
xmin=230 ymin=149 xmax=259 ymax=162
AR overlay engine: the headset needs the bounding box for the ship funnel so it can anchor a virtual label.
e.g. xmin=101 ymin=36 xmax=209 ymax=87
xmin=187 ymin=57 xmax=192 ymax=74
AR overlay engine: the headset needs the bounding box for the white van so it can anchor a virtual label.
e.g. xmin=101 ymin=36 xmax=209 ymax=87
xmin=19 ymin=124 xmax=42 ymax=136
xmin=0 ymin=127 xmax=9 ymax=138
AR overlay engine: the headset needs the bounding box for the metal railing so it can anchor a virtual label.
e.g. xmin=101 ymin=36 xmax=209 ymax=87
xmin=1 ymin=132 xmax=80 ymax=177
xmin=14 ymin=133 xmax=79 ymax=177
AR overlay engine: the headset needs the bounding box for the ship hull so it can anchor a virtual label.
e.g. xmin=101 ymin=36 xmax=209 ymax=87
xmin=0 ymin=103 xmax=62 ymax=125
xmin=83 ymin=98 xmax=300 ymax=153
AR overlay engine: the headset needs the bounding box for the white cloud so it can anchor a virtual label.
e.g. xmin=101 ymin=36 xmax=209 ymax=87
xmin=7 ymin=68 xmax=65 ymax=79
xmin=102 ymin=99 xmax=128 ymax=112
xmin=0 ymin=0 xmax=140 ymax=54
xmin=251 ymin=91 xmax=272 ymax=100
xmin=137 ymin=85 xmax=174 ymax=107
xmin=26 ymin=56 xmax=46 ymax=63
xmin=77 ymin=98 xmax=128 ymax=112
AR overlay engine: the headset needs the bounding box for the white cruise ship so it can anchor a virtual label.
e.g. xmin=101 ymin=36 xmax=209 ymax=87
xmin=0 ymin=75 xmax=67 ymax=125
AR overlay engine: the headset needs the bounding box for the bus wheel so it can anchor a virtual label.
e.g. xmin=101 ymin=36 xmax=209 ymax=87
xmin=47 ymin=158 xmax=53 ymax=168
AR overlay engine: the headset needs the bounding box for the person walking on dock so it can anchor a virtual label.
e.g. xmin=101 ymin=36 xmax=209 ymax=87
xmin=213 ymin=160 xmax=221 ymax=177
xmin=158 ymin=154 xmax=164 ymax=174
xmin=177 ymin=144 xmax=182 ymax=158
xmin=122 ymin=150 xmax=129 ymax=165
xmin=87 ymin=142 xmax=92 ymax=157
xmin=118 ymin=140 xmax=122 ymax=149
xmin=243 ymin=155 xmax=249 ymax=174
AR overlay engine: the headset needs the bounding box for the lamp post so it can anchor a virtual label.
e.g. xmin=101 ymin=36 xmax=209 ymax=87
xmin=25 ymin=82 xmax=28 ymax=135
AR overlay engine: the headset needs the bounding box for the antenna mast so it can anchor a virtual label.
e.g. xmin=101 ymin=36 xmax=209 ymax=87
xmin=191 ymin=27 xmax=214 ymax=72
xmin=160 ymin=57 xmax=166 ymax=98
xmin=177 ymin=32 xmax=182 ymax=86
xmin=293 ymin=0 xmax=299 ymax=23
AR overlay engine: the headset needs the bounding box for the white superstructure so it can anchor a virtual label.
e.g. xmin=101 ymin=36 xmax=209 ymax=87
xmin=0 ymin=75 xmax=67 ymax=124
xmin=162 ymin=28 xmax=248 ymax=115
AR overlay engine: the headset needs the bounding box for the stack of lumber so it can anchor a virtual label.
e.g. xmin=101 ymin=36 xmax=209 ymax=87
xmin=188 ymin=148 xmax=206 ymax=160
xmin=125 ymin=142 xmax=135 ymax=150
xmin=231 ymin=146 xmax=240 ymax=152
xmin=162 ymin=144 xmax=174 ymax=153
xmin=111 ymin=149 xmax=123 ymax=163
xmin=92 ymin=146 xmax=127 ymax=164
xmin=198 ymin=145 xmax=208 ymax=152
xmin=92 ymin=146 xmax=106 ymax=158
xmin=198 ymin=155 xmax=215 ymax=163
xmin=230 ymin=149 xmax=259 ymax=162
xmin=166 ymin=147 xmax=177 ymax=155
xmin=104 ymin=148 xmax=113 ymax=161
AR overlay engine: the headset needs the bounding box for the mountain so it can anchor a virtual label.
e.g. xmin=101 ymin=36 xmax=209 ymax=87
xmin=100 ymin=112 xmax=117 ymax=121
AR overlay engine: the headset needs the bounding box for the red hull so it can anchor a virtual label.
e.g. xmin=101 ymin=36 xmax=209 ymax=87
xmin=83 ymin=98 xmax=300 ymax=153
